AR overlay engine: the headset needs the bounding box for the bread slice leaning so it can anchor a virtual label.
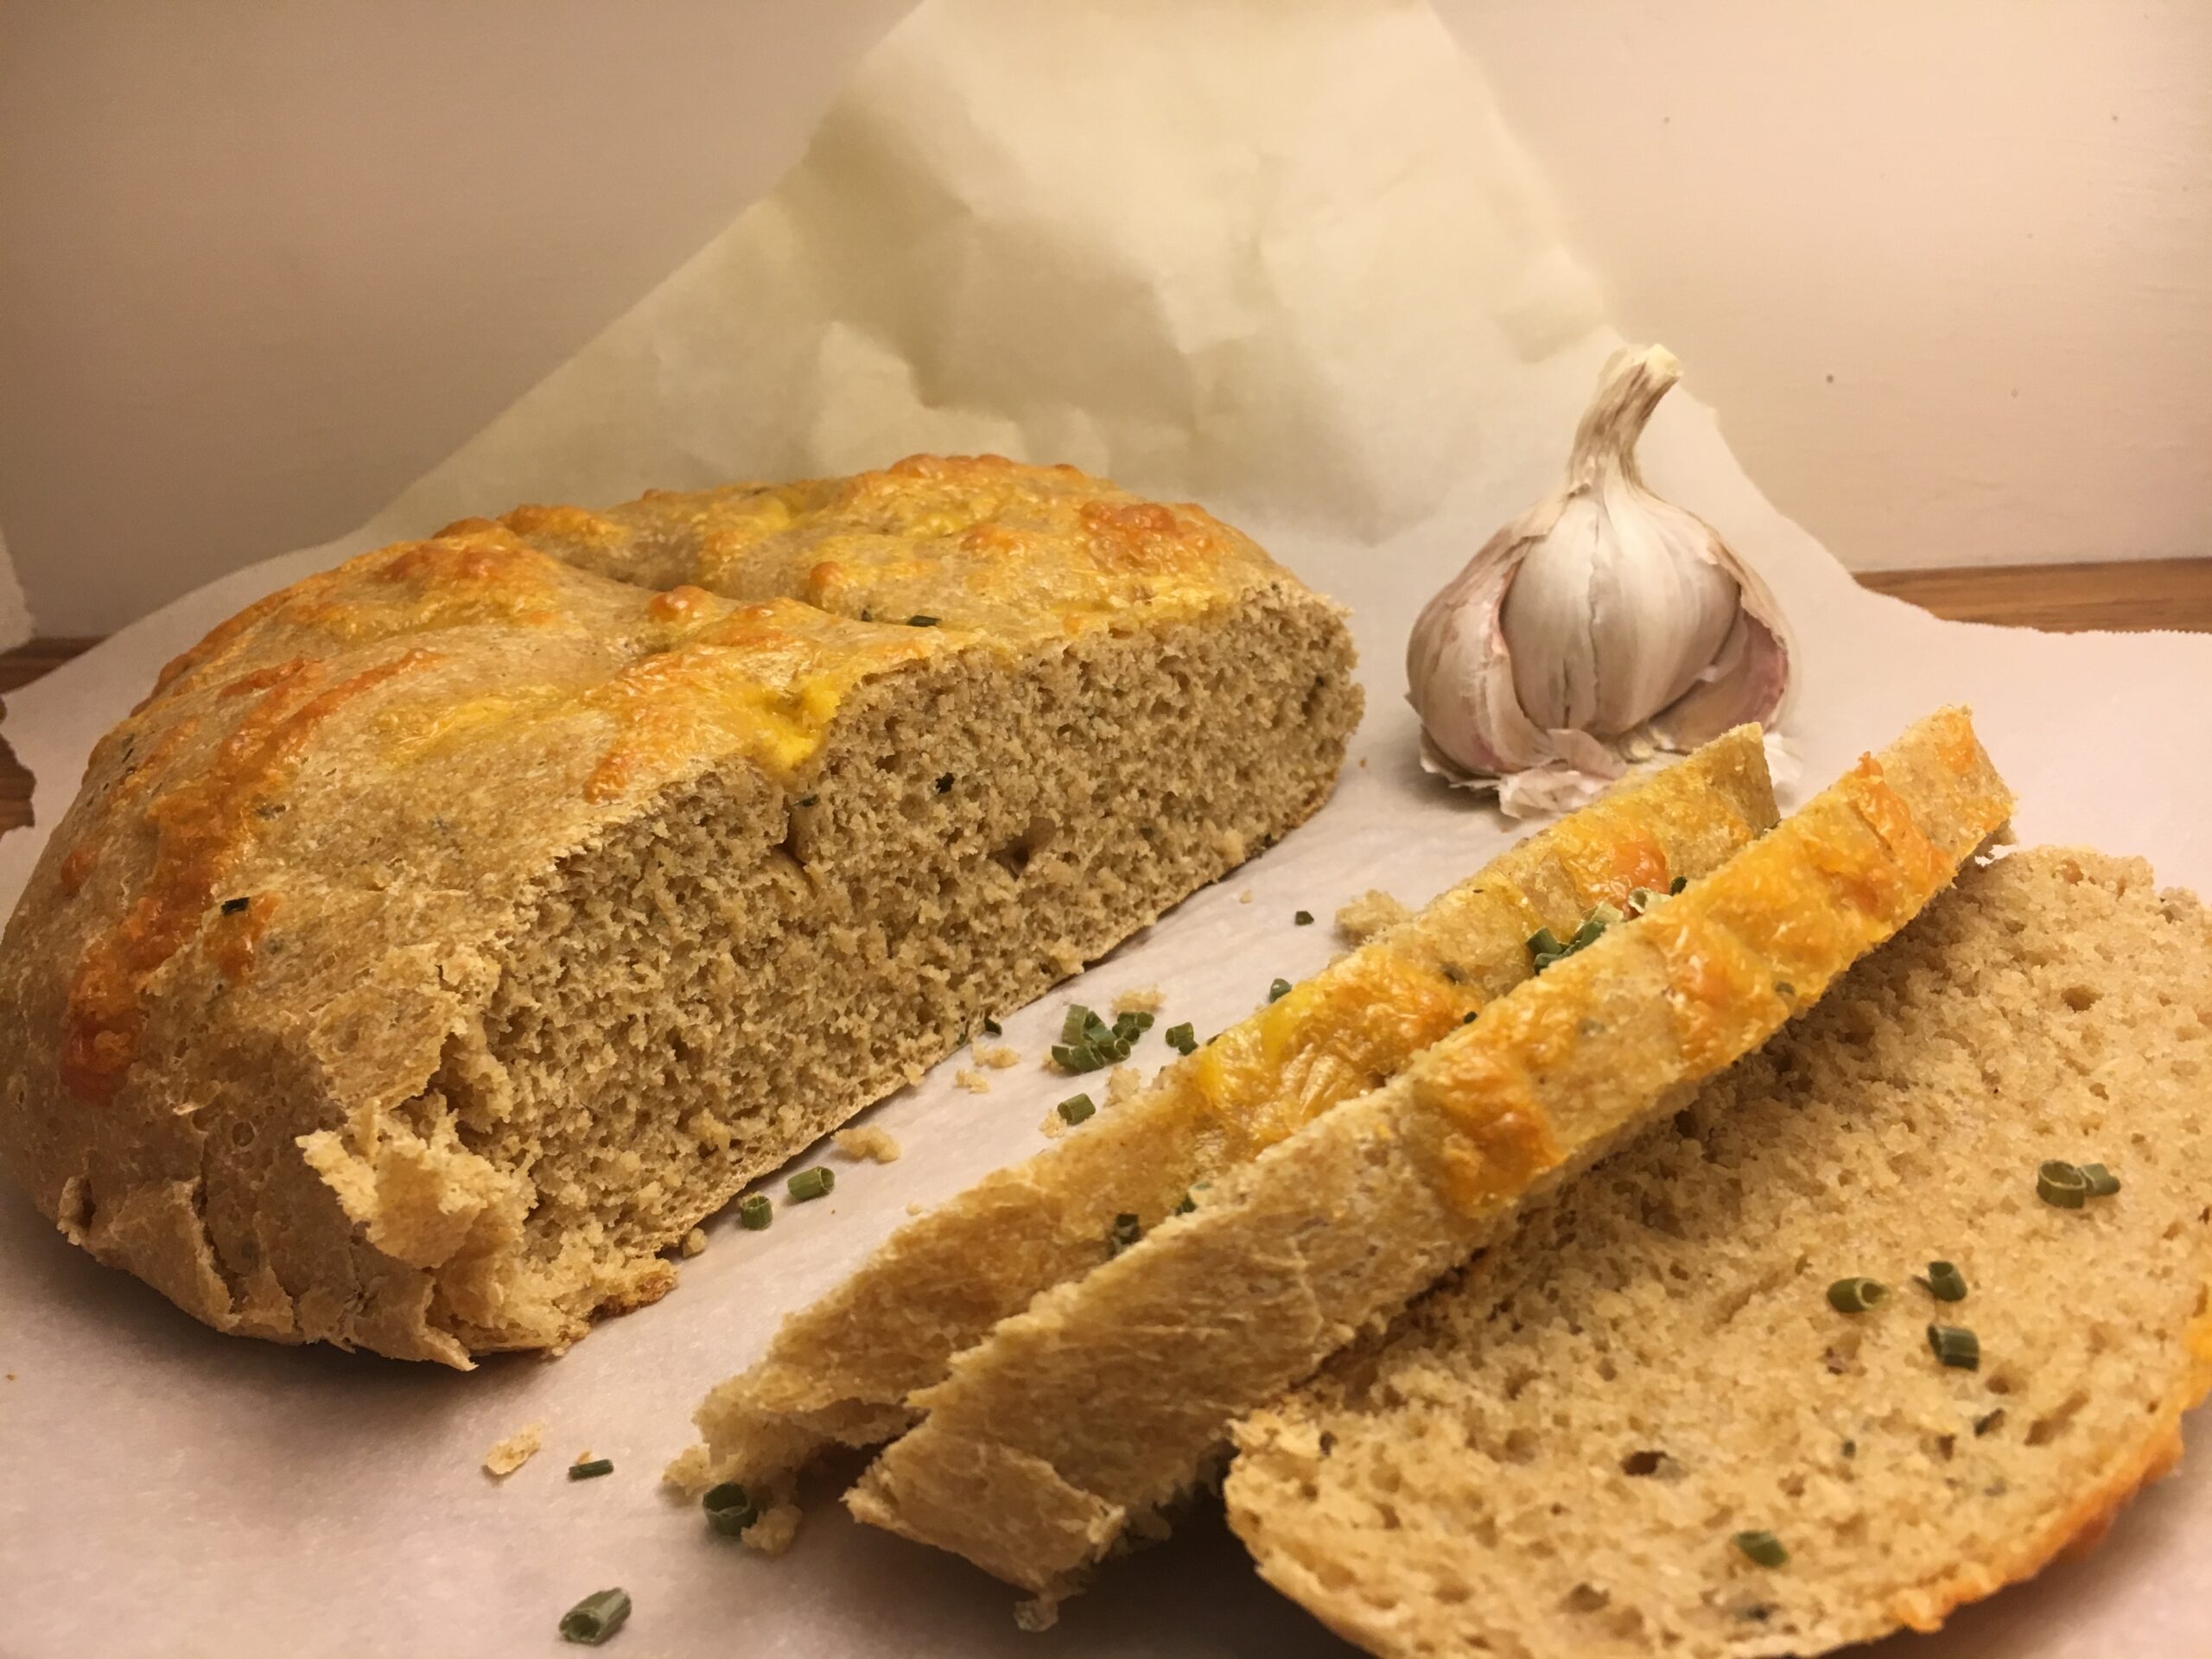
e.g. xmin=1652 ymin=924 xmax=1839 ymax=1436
xmin=843 ymin=708 xmax=2012 ymax=1613
xmin=673 ymin=726 xmax=1778 ymax=1497
xmin=1229 ymin=847 xmax=2212 ymax=1658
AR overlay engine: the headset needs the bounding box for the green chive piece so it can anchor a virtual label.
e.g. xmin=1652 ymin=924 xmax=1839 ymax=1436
xmin=860 ymin=608 xmax=873 ymax=621
xmin=1294 ymin=910 xmax=1314 ymax=925
xmin=559 ymin=1588 xmax=632 ymax=1645
xmin=1774 ymin=981 xmax=1796 ymax=998
xmin=1528 ymin=926 xmax=1564 ymax=962
xmin=1164 ymin=1023 xmax=1197 ymax=1056
xmin=568 ymin=1457 xmax=614 ymax=1480
xmin=797 ymin=793 xmax=818 ymax=808
xmin=2037 ymin=1160 xmax=2089 ymax=1209
xmin=737 ymin=1194 xmax=772 ymax=1230
xmin=907 ymin=613 xmax=940 ymax=626
xmin=702 ymin=1481 xmax=759 ymax=1537
xmin=1058 ymin=1094 xmax=1096 ymax=1126
xmin=1052 ymin=1042 xmax=1103 ymax=1073
xmin=1920 ymin=1261 xmax=1968 ymax=1302
xmin=1732 ymin=1530 xmax=1788 ymax=1568
xmin=1109 ymin=1212 xmax=1141 ymax=1254
xmin=1174 ymin=1192 xmax=1197 ymax=1215
xmin=1929 ymin=1324 xmax=1980 ymax=1370
xmin=1974 ymin=1408 xmax=2007 ymax=1437
xmin=1827 ymin=1276 xmax=1889 ymax=1314
xmin=1061 ymin=1006 xmax=1096 ymax=1043
xmin=220 ymin=895 xmax=251 ymax=915
xmin=1268 ymin=978 xmax=1293 ymax=1003
xmin=2080 ymin=1161 xmax=2120 ymax=1197
xmin=786 ymin=1166 xmax=834 ymax=1202
xmin=1669 ymin=874 xmax=1688 ymax=894
xmin=982 ymin=1016 xmax=1001 ymax=1037
xmin=1462 ymin=1010 xmax=1479 ymax=1024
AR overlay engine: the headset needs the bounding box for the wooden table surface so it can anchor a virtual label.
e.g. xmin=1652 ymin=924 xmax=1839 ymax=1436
xmin=2 ymin=560 xmax=2207 ymax=835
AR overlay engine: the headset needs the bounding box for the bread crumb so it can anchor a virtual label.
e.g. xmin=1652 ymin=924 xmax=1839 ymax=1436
xmin=1106 ymin=1065 xmax=1142 ymax=1107
xmin=742 ymin=1501 xmax=804 ymax=1557
xmin=482 ymin=1421 xmax=544 ymax=1478
xmin=834 ymin=1125 xmax=902 ymax=1163
xmin=680 ymin=1227 xmax=707 ymax=1258
xmin=1336 ymin=889 xmax=1412 ymax=944
xmin=1039 ymin=1109 xmax=1069 ymax=1139
xmin=1211 ymin=828 xmax=1247 ymax=862
xmin=662 ymin=1442 xmax=712 ymax=1494
xmin=954 ymin=1068 xmax=992 ymax=1094
xmin=1014 ymin=1595 xmax=1062 ymax=1632
xmin=974 ymin=1041 xmax=1020 ymax=1069
xmin=1110 ymin=986 xmax=1163 ymax=1015
xmin=1238 ymin=888 xmax=1254 ymax=904
xmin=906 ymin=1201 xmax=926 ymax=1217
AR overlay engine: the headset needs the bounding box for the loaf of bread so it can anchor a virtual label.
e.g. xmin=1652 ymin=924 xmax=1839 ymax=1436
xmin=843 ymin=709 xmax=2012 ymax=1611
xmin=0 ymin=454 xmax=1359 ymax=1364
xmin=676 ymin=725 xmax=1779 ymax=1499
xmin=1230 ymin=847 xmax=2212 ymax=1658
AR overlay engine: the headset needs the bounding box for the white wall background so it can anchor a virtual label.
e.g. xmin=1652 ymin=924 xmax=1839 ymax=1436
xmin=1 ymin=0 xmax=2205 ymax=635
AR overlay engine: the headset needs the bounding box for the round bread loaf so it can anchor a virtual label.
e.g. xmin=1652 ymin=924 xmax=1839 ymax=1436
xmin=0 ymin=454 xmax=1359 ymax=1364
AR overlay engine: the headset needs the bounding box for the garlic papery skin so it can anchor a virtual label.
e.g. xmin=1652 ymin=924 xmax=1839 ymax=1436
xmin=1408 ymin=344 xmax=1792 ymax=815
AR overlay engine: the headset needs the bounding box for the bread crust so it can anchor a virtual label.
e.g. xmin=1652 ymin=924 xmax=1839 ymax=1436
xmin=0 ymin=455 xmax=1349 ymax=1363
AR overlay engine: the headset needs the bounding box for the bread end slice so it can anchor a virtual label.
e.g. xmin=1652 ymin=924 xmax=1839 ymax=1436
xmin=1230 ymin=848 xmax=2212 ymax=1658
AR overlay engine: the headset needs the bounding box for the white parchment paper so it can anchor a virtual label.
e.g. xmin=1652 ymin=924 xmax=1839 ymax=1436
xmin=2 ymin=3 xmax=2208 ymax=1655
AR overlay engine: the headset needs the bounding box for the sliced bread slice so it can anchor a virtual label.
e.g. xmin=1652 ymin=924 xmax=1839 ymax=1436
xmin=673 ymin=726 xmax=1777 ymax=1497
xmin=1228 ymin=848 xmax=2212 ymax=1658
xmin=843 ymin=709 xmax=2013 ymax=1610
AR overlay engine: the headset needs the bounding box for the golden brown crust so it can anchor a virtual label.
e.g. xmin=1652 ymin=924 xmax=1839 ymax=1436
xmin=0 ymin=455 xmax=1332 ymax=1363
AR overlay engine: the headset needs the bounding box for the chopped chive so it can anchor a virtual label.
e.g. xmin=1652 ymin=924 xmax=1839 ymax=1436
xmin=568 ymin=1458 xmax=615 ymax=1480
xmin=934 ymin=773 xmax=954 ymax=792
xmin=1732 ymin=1530 xmax=1788 ymax=1567
xmin=1918 ymin=1261 xmax=1968 ymax=1302
xmin=1974 ymin=1408 xmax=2007 ymax=1437
xmin=1840 ymin=1439 xmax=1857 ymax=1459
xmin=1052 ymin=1042 xmax=1107 ymax=1073
xmin=1294 ymin=910 xmax=1314 ymax=925
xmin=1624 ymin=887 xmax=1657 ymax=917
xmin=2080 ymin=1161 xmax=2120 ymax=1197
xmin=1113 ymin=1010 xmax=1154 ymax=1042
xmin=1929 ymin=1324 xmax=1980 ymax=1370
xmin=1109 ymin=1212 xmax=1141 ymax=1254
xmin=220 ymin=896 xmax=250 ymax=915
xmin=1058 ymin=1094 xmax=1096 ymax=1126
xmin=786 ymin=1166 xmax=834 ymax=1202
xmin=1528 ymin=926 xmax=1564 ymax=961
xmin=737 ymin=1194 xmax=772 ymax=1230
xmin=797 ymin=793 xmax=818 ymax=808
xmin=1827 ymin=1276 xmax=1889 ymax=1314
xmin=860 ymin=607 xmax=873 ymax=621
xmin=907 ymin=614 xmax=940 ymax=626
xmin=1062 ymin=1006 xmax=1100 ymax=1043
xmin=1669 ymin=874 xmax=1688 ymax=894
xmin=1268 ymin=978 xmax=1292 ymax=1003
xmin=1462 ymin=1011 xmax=1479 ymax=1024
xmin=559 ymin=1588 xmax=632 ymax=1645
xmin=2037 ymin=1160 xmax=2089 ymax=1209
xmin=1774 ymin=981 xmax=1796 ymax=998
xmin=702 ymin=1481 xmax=759 ymax=1536
xmin=1164 ymin=1023 xmax=1197 ymax=1055
xmin=1174 ymin=1192 xmax=1196 ymax=1215
xmin=982 ymin=1016 xmax=1001 ymax=1036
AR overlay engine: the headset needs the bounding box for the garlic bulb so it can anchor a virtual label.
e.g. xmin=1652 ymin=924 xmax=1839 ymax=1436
xmin=1408 ymin=345 xmax=1792 ymax=816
